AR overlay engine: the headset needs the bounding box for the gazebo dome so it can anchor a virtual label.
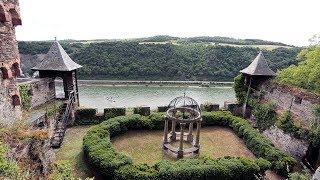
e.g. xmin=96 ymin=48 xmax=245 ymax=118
xmin=168 ymin=96 xmax=200 ymax=111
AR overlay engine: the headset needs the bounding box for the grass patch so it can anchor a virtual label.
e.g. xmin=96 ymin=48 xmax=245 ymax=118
xmin=112 ymin=127 xmax=255 ymax=164
xmin=55 ymin=126 xmax=93 ymax=179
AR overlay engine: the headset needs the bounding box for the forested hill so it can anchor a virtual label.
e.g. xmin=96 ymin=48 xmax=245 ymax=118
xmin=18 ymin=37 xmax=301 ymax=81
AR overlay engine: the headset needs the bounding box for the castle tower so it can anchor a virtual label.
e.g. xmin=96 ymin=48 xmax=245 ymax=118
xmin=0 ymin=0 xmax=22 ymax=124
xmin=32 ymin=40 xmax=82 ymax=106
xmin=240 ymin=51 xmax=276 ymax=89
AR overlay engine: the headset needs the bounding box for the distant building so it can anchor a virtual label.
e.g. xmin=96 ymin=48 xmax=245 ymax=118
xmin=0 ymin=0 xmax=22 ymax=124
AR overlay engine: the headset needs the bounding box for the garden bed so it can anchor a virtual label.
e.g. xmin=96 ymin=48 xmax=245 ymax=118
xmin=83 ymin=111 xmax=296 ymax=179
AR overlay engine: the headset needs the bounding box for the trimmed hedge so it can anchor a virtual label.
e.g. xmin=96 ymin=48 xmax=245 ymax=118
xmin=75 ymin=108 xmax=100 ymax=125
xmin=133 ymin=107 xmax=151 ymax=116
xmin=83 ymin=111 xmax=296 ymax=179
xmin=200 ymin=103 xmax=219 ymax=112
xmin=104 ymin=108 xmax=126 ymax=120
xmin=157 ymin=106 xmax=169 ymax=112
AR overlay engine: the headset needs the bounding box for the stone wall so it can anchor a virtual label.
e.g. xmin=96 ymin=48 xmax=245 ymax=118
xmin=0 ymin=0 xmax=22 ymax=124
xmin=260 ymin=82 xmax=320 ymax=125
xmin=17 ymin=78 xmax=56 ymax=109
xmin=263 ymin=126 xmax=308 ymax=160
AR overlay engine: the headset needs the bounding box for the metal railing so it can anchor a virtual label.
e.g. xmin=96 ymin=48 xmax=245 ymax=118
xmin=60 ymin=91 xmax=75 ymax=127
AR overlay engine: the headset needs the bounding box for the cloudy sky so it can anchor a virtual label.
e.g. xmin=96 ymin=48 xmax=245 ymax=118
xmin=16 ymin=0 xmax=320 ymax=46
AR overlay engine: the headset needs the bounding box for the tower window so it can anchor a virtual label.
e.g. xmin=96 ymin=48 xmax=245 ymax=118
xmin=9 ymin=9 xmax=21 ymax=26
xmin=11 ymin=63 xmax=20 ymax=77
xmin=0 ymin=5 xmax=6 ymax=22
xmin=294 ymin=96 xmax=302 ymax=104
xmin=12 ymin=95 xmax=21 ymax=106
xmin=0 ymin=67 xmax=9 ymax=79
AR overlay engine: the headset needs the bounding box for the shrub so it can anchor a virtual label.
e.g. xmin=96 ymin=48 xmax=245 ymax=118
xmin=133 ymin=107 xmax=150 ymax=116
xmin=278 ymin=111 xmax=298 ymax=133
xmin=288 ymin=170 xmax=312 ymax=180
xmin=104 ymin=108 xmax=126 ymax=120
xmin=0 ymin=142 xmax=20 ymax=179
xmin=75 ymin=108 xmax=99 ymax=125
xmin=308 ymin=125 xmax=320 ymax=147
xmin=50 ymin=161 xmax=74 ymax=180
xmin=251 ymin=101 xmax=277 ymax=131
xmin=45 ymin=102 xmax=64 ymax=118
xmin=18 ymin=84 xmax=32 ymax=110
xmin=315 ymin=104 xmax=320 ymax=123
xmin=83 ymin=111 xmax=296 ymax=178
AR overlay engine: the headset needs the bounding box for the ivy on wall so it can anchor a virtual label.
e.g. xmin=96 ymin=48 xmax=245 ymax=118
xmin=249 ymin=99 xmax=277 ymax=131
xmin=18 ymin=84 xmax=32 ymax=110
xmin=234 ymin=74 xmax=247 ymax=105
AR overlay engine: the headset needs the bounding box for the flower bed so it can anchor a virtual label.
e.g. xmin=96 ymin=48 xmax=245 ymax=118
xmin=83 ymin=111 xmax=296 ymax=179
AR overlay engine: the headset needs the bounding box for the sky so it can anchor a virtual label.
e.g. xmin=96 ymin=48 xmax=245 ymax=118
xmin=16 ymin=0 xmax=320 ymax=46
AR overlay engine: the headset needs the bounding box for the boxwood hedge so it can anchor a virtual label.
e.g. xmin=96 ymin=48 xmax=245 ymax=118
xmin=75 ymin=108 xmax=100 ymax=125
xmin=104 ymin=108 xmax=126 ymax=120
xmin=83 ymin=111 xmax=296 ymax=179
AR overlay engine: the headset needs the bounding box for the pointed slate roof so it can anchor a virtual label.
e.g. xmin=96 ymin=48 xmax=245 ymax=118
xmin=32 ymin=41 xmax=82 ymax=72
xmin=240 ymin=52 xmax=276 ymax=76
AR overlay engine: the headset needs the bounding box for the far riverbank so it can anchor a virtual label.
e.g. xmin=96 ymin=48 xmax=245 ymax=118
xmin=77 ymin=80 xmax=234 ymax=87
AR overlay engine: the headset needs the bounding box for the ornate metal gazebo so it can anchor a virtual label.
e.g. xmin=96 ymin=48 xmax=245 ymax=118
xmin=163 ymin=95 xmax=202 ymax=158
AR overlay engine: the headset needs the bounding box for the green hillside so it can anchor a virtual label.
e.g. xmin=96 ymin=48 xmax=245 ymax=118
xmin=277 ymin=46 xmax=320 ymax=94
xmin=18 ymin=37 xmax=300 ymax=81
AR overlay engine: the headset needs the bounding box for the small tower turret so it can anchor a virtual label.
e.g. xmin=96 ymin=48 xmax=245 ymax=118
xmin=32 ymin=40 xmax=82 ymax=106
xmin=240 ymin=51 xmax=276 ymax=89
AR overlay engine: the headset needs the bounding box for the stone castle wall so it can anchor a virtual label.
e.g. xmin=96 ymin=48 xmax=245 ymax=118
xmin=17 ymin=78 xmax=56 ymax=109
xmin=260 ymin=82 xmax=320 ymax=125
xmin=0 ymin=0 xmax=22 ymax=124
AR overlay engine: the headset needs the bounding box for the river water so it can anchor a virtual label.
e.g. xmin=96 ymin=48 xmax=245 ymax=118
xmin=61 ymin=84 xmax=235 ymax=112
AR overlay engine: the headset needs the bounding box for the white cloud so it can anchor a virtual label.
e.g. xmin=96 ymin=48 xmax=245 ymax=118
xmin=16 ymin=0 xmax=320 ymax=46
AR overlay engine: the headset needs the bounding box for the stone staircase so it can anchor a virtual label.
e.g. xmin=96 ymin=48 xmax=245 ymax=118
xmin=50 ymin=91 xmax=75 ymax=148
xmin=50 ymin=103 xmax=68 ymax=148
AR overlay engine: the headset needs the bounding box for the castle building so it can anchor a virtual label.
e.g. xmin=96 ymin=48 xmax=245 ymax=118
xmin=0 ymin=0 xmax=22 ymax=124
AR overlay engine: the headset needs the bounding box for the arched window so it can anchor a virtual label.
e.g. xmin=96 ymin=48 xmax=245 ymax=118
xmin=55 ymin=77 xmax=65 ymax=99
xmin=9 ymin=8 xmax=21 ymax=26
xmin=11 ymin=63 xmax=20 ymax=77
xmin=0 ymin=67 xmax=9 ymax=79
xmin=12 ymin=95 xmax=21 ymax=106
xmin=0 ymin=5 xmax=6 ymax=22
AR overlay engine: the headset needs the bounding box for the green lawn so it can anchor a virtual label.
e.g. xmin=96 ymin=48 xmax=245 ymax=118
xmin=55 ymin=126 xmax=93 ymax=179
xmin=112 ymin=127 xmax=255 ymax=164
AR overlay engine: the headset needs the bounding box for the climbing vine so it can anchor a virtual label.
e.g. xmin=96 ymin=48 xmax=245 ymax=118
xmin=18 ymin=84 xmax=32 ymax=110
xmin=234 ymin=74 xmax=248 ymax=105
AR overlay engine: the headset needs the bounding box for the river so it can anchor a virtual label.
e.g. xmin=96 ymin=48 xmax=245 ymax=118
xmin=58 ymin=83 xmax=236 ymax=112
